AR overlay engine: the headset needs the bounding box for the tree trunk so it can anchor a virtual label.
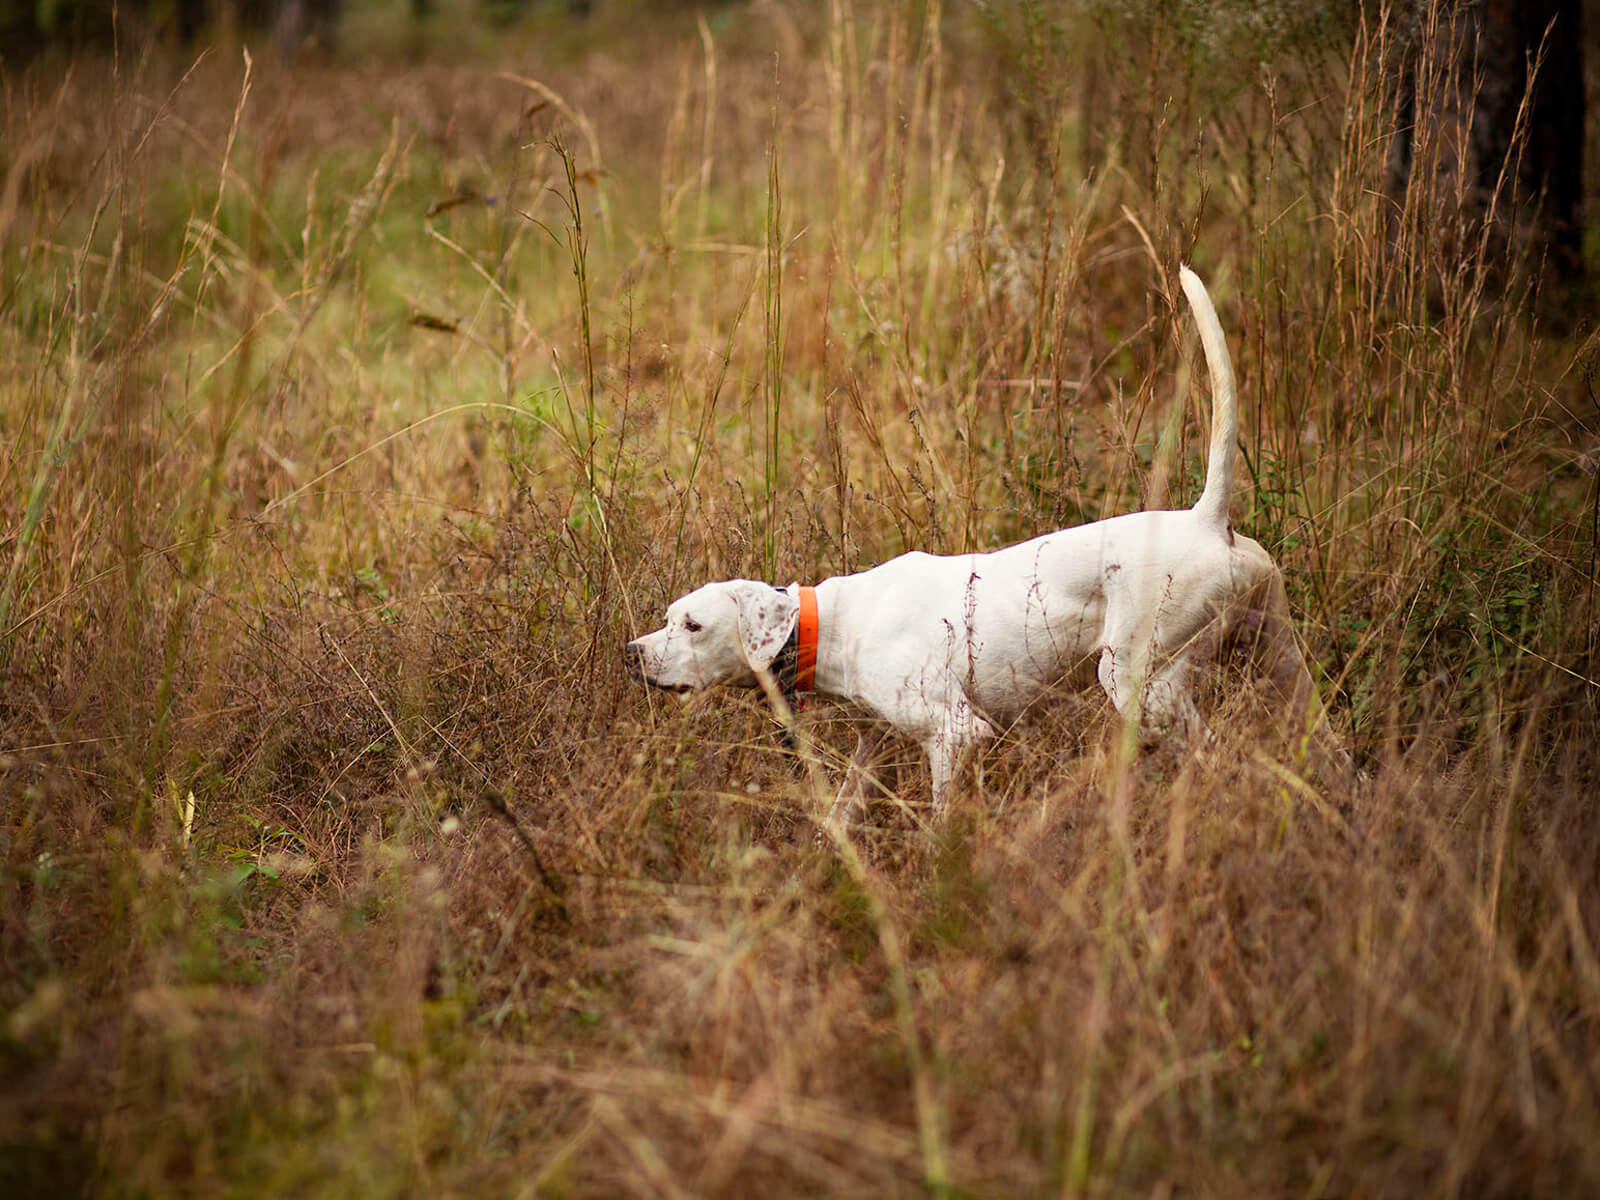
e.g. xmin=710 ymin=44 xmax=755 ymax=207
xmin=1387 ymin=0 xmax=1584 ymax=286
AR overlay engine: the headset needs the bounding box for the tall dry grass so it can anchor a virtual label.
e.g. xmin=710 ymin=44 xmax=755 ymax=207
xmin=2 ymin=1 xmax=1597 ymax=1195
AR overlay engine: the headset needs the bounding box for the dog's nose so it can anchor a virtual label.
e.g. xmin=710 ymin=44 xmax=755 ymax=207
xmin=624 ymin=641 xmax=644 ymax=680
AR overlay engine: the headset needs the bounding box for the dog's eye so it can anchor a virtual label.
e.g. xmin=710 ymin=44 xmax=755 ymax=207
xmin=683 ymin=618 xmax=702 ymax=634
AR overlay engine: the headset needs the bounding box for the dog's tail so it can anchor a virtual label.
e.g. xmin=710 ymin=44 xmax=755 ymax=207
xmin=1179 ymin=264 xmax=1237 ymax=533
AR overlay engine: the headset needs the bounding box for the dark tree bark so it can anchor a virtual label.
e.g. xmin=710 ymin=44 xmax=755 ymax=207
xmin=1387 ymin=0 xmax=1585 ymax=286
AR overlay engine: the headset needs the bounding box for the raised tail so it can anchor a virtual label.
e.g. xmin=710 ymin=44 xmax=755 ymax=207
xmin=1179 ymin=265 xmax=1237 ymax=532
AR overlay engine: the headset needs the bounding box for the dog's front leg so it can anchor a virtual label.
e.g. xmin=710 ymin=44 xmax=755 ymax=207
xmin=925 ymin=735 xmax=956 ymax=815
xmin=819 ymin=725 xmax=886 ymax=841
xmin=923 ymin=702 xmax=997 ymax=819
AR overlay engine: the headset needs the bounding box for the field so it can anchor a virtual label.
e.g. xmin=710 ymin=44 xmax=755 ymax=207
xmin=3 ymin=1 xmax=1599 ymax=1194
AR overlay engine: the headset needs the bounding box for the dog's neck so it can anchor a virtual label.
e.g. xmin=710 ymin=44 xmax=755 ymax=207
xmin=770 ymin=584 xmax=820 ymax=709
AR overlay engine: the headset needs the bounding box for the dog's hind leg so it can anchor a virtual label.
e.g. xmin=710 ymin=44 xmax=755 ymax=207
xmin=1096 ymin=643 xmax=1206 ymax=745
xmin=1142 ymin=658 xmax=1208 ymax=743
xmin=1230 ymin=572 xmax=1357 ymax=788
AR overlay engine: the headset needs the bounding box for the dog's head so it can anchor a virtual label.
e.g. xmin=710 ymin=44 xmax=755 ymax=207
xmin=625 ymin=580 xmax=800 ymax=693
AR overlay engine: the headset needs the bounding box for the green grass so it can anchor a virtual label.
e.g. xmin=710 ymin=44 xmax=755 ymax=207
xmin=3 ymin=2 xmax=1599 ymax=1195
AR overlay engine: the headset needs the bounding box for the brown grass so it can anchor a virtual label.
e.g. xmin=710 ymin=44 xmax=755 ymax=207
xmin=2 ymin=2 xmax=1598 ymax=1195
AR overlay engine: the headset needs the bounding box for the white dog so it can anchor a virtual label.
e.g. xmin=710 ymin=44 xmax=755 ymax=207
xmin=626 ymin=267 xmax=1351 ymax=830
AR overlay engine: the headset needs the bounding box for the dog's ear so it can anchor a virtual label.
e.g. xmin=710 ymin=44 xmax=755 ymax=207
xmin=731 ymin=582 xmax=800 ymax=673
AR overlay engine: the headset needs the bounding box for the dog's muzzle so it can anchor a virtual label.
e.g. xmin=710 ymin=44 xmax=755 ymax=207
xmin=625 ymin=642 xmax=692 ymax=692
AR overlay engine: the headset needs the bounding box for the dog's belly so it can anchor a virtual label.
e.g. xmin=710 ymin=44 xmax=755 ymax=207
xmin=960 ymin=597 xmax=1103 ymax=723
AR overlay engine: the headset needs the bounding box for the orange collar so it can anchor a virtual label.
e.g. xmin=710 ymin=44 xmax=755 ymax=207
xmin=795 ymin=585 xmax=819 ymax=693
